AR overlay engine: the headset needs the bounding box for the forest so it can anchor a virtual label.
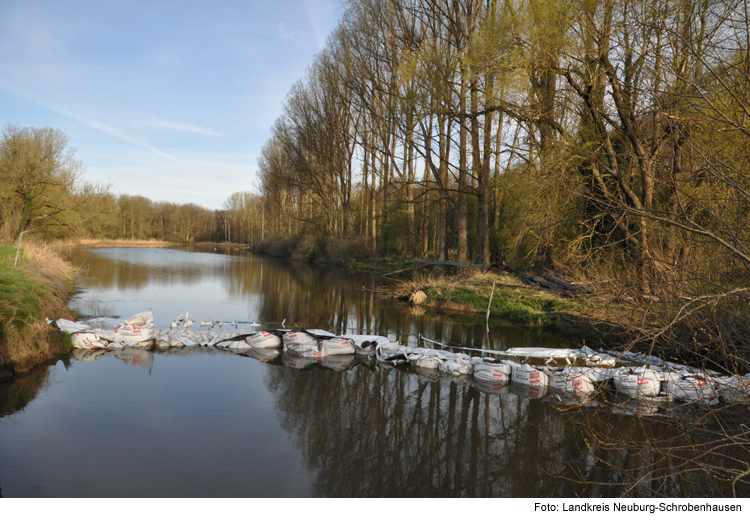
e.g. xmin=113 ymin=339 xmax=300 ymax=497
xmin=0 ymin=123 xmax=263 ymax=245
xmin=255 ymin=0 xmax=750 ymax=366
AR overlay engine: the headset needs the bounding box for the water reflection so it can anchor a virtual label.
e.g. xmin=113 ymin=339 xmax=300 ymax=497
xmin=264 ymin=361 xmax=585 ymax=497
xmin=263 ymin=356 xmax=746 ymax=497
xmin=0 ymin=362 xmax=54 ymax=418
xmin=65 ymin=247 xmax=573 ymax=350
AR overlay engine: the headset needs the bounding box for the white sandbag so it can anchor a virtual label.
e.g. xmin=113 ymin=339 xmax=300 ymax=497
xmin=548 ymin=370 xmax=596 ymax=394
xmin=576 ymin=367 xmax=617 ymax=383
xmin=170 ymin=335 xmax=195 ymax=347
xmin=115 ymin=325 xmax=154 ymax=342
xmin=321 ymin=337 xmax=356 ymax=355
xmin=376 ymin=342 xmax=410 ymax=364
xmin=114 ymin=309 xmax=155 ymax=343
xmin=154 ymin=335 xmax=171 ymax=349
xmin=613 ymin=367 xmax=662 ymax=398
xmin=124 ymin=310 xmax=154 ymax=328
xmin=286 ymin=342 xmax=320 ymax=356
xmin=618 ymin=351 xmax=664 ymax=367
xmin=579 ymin=346 xmax=618 ymax=366
xmin=48 ymin=318 xmax=92 ymax=333
xmin=473 ymin=362 xmax=512 ymax=383
xmin=438 ymin=360 xmax=473 ymax=376
xmin=282 ymin=330 xmax=318 ymax=345
xmin=407 ymin=348 xmax=445 ymax=369
xmin=714 ymin=375 xmax=750 ymax=405
xmin=411 ymin=355 xmax=443 ymax=369
xmin=511 ymin=363 xmax=549 ymax=386
xmin=349 ymin=335 xmax=390 ymax=354
xmin=216 ymin=339 xmax=252 ymax=351
xmin=302 ymin=348 xmax=325 ymax=359
xmin=662 ymin=372 xmax=718 ymax=405
xmin=247 ymin=331 xmax=282 ymax=348
xmin=71 ymin=332 xmax=109 ymax=350
xmin=505 ymin=347 xmax=579 ymax=359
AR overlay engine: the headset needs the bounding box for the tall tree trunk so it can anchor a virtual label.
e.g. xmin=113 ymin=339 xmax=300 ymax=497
xmin=406 ymin=108 xmax=416 ymax=256
xmin=438 ymin=113 xmax=449 ymax=260
xmin=457 ymin=74 xmax=469 ymax=262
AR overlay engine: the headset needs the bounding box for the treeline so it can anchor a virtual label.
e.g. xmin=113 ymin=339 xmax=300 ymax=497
xmin=257 ymin=0 xmax=750 ymax=354
xmin=0 ymin=124 xmax=264 ymax=244
xmin=258 ymin=0 xmax=749 ymax=273
xmin=93 ymin=192 xmax=264 ymax=244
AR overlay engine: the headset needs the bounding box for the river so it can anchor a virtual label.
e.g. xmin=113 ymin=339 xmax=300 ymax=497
xmin=0 ymin=247 xmax=743 ymax=497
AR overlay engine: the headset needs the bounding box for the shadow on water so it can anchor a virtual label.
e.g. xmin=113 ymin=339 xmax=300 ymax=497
xmin=0 ymin=362 xmax=53 ymax=418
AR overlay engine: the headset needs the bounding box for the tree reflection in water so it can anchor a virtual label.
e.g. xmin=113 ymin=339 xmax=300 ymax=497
xmin=262 ymin=359 xmax=748 ymax=497
xmin=65 ymin=247 xmax=574 ymax=350
xmin=264 ymin=361 xmax=580 ymax=497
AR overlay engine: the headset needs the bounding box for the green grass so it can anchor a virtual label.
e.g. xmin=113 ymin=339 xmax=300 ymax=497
xmin=326 ymin=258 xmax=422 ymax=273
xmin=0 ymin=244 xmax=47 ymax=340
xmin=383 ymin=267 xmax=629 ymax=347
xmin=0 ymin=242 xmax=76 ymax=371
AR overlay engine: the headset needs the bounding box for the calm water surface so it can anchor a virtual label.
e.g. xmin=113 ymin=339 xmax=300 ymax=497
xmin=0 ymin=247 xmax=736 ymax=497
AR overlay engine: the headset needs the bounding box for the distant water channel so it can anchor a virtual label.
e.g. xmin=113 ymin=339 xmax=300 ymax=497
xmin=0 ymin=247 xmax=737 ymax=497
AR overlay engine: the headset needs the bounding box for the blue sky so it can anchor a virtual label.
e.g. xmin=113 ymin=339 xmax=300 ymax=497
xmin=0 ymin=0 xmax=343 ymax=209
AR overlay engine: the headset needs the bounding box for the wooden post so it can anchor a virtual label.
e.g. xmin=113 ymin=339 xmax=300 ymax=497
xmin=485 ymin=282 xmax=496 ymax=329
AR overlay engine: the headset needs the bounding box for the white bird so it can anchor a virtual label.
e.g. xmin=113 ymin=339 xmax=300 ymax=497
xmin=184 ymin=312 xmax=193 ymax=329
xmin=200 ymin=318 xmax=213 ymax=328
xmin=170 ymin=314 xmax=185 ymax=329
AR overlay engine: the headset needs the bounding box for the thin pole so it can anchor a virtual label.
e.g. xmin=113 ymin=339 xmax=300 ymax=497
xmin=14 ymin=230 xmax=26 ymax=266
xmin=485 ymin=282 xmax=496 ymax=342
xmin=485 ymin=282 xmax=496 ymax=325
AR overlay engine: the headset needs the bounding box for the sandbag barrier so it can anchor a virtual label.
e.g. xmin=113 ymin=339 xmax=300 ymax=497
xmin=48 ymin=311 xmax=750 ymax=411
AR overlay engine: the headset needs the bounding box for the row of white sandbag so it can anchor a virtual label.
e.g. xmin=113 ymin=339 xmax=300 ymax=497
xmin=379 ymin=347 xmax=749 ymax=405
xmin=485 ymin=362 xmax=750 ymax=405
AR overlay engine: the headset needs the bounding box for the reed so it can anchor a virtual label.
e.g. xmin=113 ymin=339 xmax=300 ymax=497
xmin=59 ymin=238 xmax=173 ymax=247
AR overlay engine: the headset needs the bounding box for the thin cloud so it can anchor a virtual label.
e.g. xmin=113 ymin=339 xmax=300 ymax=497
xmin=138 ymin=117 xmax=225 ymax=137
xmin=0 ymin=80 xmax=179 ymax=162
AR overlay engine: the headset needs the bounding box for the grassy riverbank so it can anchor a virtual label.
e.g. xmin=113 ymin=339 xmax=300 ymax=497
xmin=344 ymin=260 xmax=633 ymax=347
xmin=0 ymin=242 xmax=77 ymax=374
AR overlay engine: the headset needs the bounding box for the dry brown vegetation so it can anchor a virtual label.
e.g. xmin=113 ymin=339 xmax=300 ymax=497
xmin=58 ymin=238 xmax=174 ymax=247
xmin=0 ymin=241 xmax=76 ymax=373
